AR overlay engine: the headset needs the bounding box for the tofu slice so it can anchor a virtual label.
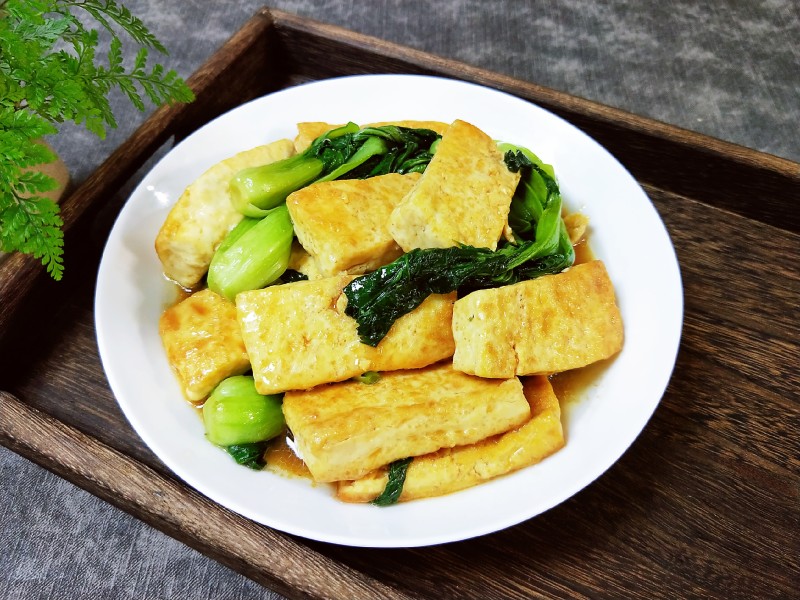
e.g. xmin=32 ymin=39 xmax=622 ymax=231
xmin=337 ymin=375 xmax=564 ymax=502
xmin=286 ymin=240 xmax=325 ymax=280
xmin=388 ymin=119 xmax=520 ymax=252
xmin=283 ymin=361 xmax=531 ymax=482
xmin=367 ymin=120 xmax=450 ymax=135
xmin=452 ymin=260 xmax=624 ymax=377
xmin=155 ymin=139 xmax=295 ymax=288
xmin=294 ymin=122 xmax=343 ymax=153
xmin=564 ymin=212 xmax=590 ymax=244
xmin=236 ymin=276 xmax=456 ymax=394
xmin=159 ymin=289 xmax=250 ymax=402
xmin=370 ymin=291 xmax=457 ymax=372
xmin=287 ymin=173 xmax=420 ymax=277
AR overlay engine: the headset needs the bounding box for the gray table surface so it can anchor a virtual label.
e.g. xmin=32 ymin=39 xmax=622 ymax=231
xmin=1 ymin=1 xmax=797 ymax=598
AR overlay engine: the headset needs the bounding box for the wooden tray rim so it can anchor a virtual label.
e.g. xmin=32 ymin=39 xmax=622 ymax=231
xmin=1 ymin=6 xmax=799 ymax=599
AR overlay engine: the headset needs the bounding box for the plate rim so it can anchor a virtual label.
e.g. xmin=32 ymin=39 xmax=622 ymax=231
xmin=95 ymin=73 xmax=684 ymax=548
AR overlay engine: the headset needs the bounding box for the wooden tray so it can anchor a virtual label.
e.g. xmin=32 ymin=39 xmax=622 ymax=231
xmin=1 ymin=8 xmax=797 ymax=599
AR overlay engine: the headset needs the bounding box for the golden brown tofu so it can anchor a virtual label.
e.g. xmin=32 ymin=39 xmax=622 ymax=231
xmin=286 ymin=240 xmax=325 ymax=280
xmin=293 ymin=122 xmax=343 ymax=153
xmin=370 ymin=292 xmax=456 ymax=372
xmin=237 ymin=276 xmax=368 ymax=394
xmin=367 ymin=120 xmax=450 ymax=135
xmin=236 ymin=276 xmax=455 ymax=394
xmin=337 ymin=375 xmax=564 ymax=502
xmin=159 ymin=289 xmax=250 ymax=402
xmin=388 ymin=119 xmax=520 ymax=252
xmin=564 ymin=212 xmax=590 ymax=244
xmin=287 ymin=173 xmax=420 ymax=277
xmin=283 ymin=361 xmax=530 ymax=482
xmin=452 ymin=260 xmax=624 ymax=377
xmin=155 ymin=139 xmax=296 ymax=288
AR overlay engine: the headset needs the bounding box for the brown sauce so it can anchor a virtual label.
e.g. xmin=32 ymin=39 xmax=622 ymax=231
xmin=549 ymin=356 xmax=614 ymax=410
xmin=180 ymin=232 xmax=608 ymax=485
xmin=264 ymin=433 xmax=313 ymax=479
xmin=572 ymin=238 xmax=594 ymax=266
xmin=163 ymin=278 xmax=194 ymax=311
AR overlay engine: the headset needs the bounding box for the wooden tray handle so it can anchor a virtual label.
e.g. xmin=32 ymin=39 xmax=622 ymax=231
xmin=0 ymin=391 xmax=413 ymax=600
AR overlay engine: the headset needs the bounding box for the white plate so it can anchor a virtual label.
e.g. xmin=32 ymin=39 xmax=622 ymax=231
xmin=95 ymin=74 xmax=682 ymax=547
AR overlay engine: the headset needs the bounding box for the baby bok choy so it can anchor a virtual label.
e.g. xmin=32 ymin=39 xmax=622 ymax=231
xmin=207 ymin=204 xmax=293 ymax=301
xmin=343 ymin=145 xmax=575 ymax=346
xmin=208 ymin=123 xmax=442 ymax=299
xmin=203 ymin=375 xmax=285 ymax=469
xmin=229 ymin=123 xmax=441 ymax=217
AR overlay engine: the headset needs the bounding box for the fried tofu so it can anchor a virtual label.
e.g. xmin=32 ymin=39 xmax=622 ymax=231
xmin=155 ymin=139 xmax=296 ymax=288
xmin=452 ymin=260 xmax=624 ymax=377
xmin=287 ymin=173 xmax=420 ymax=277
xmin=294 ymin=122 xmax=343 ymax=153
xmin=236 ymin=276 xmax=456 ymax=394
xmin=367 ymin=120 xmax=450 ymax=135
xmin=370 ymin=292 xmax=457 ymax=372
xmin=564 ymin=212 xmax=590 ymax=244
xmin=159 ymin=289 xmax=250 ymax=402
xmin=388 ymin=119 xmax=520 ymax=252
xmin=283 ymin=361 xmax=531 ymax=482
xmin=337 ymin=375 xmax=564 ymax=502
xmin=287 ymin=240 xmax=325 ymax=280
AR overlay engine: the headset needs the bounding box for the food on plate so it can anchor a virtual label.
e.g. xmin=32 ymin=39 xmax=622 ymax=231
xmin=293 ymin=122 xmax=341 ymax=152
xmin=342 ymin=144 xmax=576 ymax=347
xmin=282 ymin=361 xmax=530 ymax=482
xmin=452 ymin=260 xmax=624 ymax=377
xmin=158 ymin=288 xmax=250 ymax=402
xmin=236 ymin=275 xmax=455 ymax=395
xmin=155 ymin=139 xmax=295 ymax=288
xmin=207 ymin=204 xmax=294 ymax=301
xmin=287 ymin=172 xmax=419 ymax=276
xmin=155 ymin=118 xmax=624 ymax=505
xmin=227 ymin=123 xmax=440 ymax=219
xmin=202 ymin=375 xmax=284 ymax=447
xmin=337 ymin=375 xmax=563 ymax=502
xmin=292 ymin=121 xmax=448 ymax=154
xmin=389 ymin=119 xmax=520 ymax=252
xmin=286 ymin=240 xmax=324 ymax=280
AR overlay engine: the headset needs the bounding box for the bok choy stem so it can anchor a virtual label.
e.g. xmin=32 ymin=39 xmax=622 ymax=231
xmin=343 ymin=145 xmax=575 ymax=346
xmin=203 ymin=375 xmax=285 ymax=447
xmin=229 ymin=123 xmax=441 ymax=217
xmin=207 ymin=204 xmax=293 ymax=301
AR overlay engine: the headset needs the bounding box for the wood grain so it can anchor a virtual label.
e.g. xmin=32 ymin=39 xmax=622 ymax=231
xmin=0 ymin=9 xmax=280 ymax=343
xmin=267 ymin=10 xmax=800 ymax=232
xmin=2 ymin=183 xmax=796 ymax=600
xmin=0 ymin=391 xmax=413 ymax=600
xmin=0 ymin=7 xmax=798 ymax=600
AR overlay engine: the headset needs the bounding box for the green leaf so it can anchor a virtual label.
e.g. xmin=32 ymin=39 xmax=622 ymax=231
xmin=0 ymin=0 xmax=194 ymax=279
xmin=61 ymin=0 xmax=169 ymax=54
xmin=0 ymin=109 xmax=58 ymax=142
xmin=0 ymin=190 xmax=65 ymax=280
xmin=342 ymin=149 xmax=576 ymax=346
xmin=344 ymin=242 xmax=574 ymax=346
xmin=355 ymin=371 xmax=381 ymax=384
xmin=372 ymin=458 xmax=413 ymax=506
xmin=225 ymin=442 xmax=269 ymax=470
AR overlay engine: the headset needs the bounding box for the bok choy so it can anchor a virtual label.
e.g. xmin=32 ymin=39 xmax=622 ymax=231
xmin=343 ymin=146 xmax=575 ymax=346
xmin=230 ymin=123 xmax=441 ymax=217
xmin=208 ymin=123 xmax=442 ymax=299
xmin=203 ymin=375 xmax=285 ymax=447
xmin=207 ymin=205 xmax=293 ymax=301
